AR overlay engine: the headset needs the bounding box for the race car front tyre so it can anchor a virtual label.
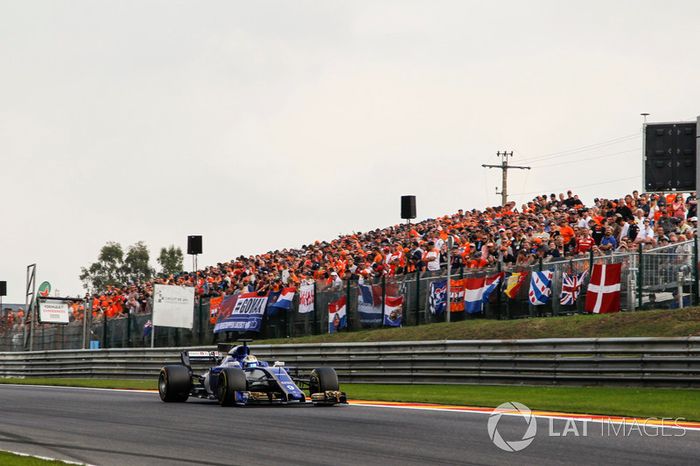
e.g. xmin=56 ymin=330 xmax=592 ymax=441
xmin=309 ymin=367 xmax=339 ymax=394
xmin=159 ymin=365 xmax=191 ymax=402
xmin=217 ymin=368 xmax=247 ymax=407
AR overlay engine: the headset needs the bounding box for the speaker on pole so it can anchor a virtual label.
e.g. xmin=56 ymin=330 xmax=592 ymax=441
xmin=0 ymin=281 xmax=6 ymax=296
xmin=187 ymin=235 xmax=202 ymax=255
xmin=401 ymin=195 xmax=416 ymax=220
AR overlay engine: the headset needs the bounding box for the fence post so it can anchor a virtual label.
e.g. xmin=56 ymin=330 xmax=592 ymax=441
xmin=102 ymin=312 xmax=108 ymax=349
xmin=127 ymin=309 xmax=132 ymax=347
xmin=415 ymin=269 xmax=420 ymax=325
xmin=82 ymin=300 xmax=89 ymax=349
xmin=496 ymin=262 xmax=502 ymax=320
xmin=198 ymin=297 xmax=204 ymax=345
xmin=637 ymin=243 xmax=643 ymax=310
xmin=381 ymin=275 xmax=386 ymax=328
xmin=313 ymin=281 xmax=318 ymax=335
xmin=345 ymin=279 xmax=351 ymax=332
xmin=694 ymin=236 xmax=699 ymax=306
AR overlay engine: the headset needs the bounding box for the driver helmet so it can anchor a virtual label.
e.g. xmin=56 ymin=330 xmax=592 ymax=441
xmin=242 ymin=354 xmax=258 ymax=364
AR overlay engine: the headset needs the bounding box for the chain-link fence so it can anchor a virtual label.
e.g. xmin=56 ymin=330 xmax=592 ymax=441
xmin=2 ymin=240 xmax=698 ymax=352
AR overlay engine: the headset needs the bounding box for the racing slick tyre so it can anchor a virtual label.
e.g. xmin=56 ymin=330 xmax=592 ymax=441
xmin=309 ymin=367 xmax=339 ymax=395
xmin=217 ymin=367 xmax=247 ymax=407
xmin=159 ymin=365 xmax=191 ymax=402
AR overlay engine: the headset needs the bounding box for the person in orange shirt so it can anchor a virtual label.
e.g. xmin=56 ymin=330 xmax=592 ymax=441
xmin=558 ymin=221 xmax=575 ymax=246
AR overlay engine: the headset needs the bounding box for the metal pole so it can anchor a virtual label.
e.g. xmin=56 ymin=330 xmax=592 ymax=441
xmin=313 ymin=281 xmax=318 ymax=335
xmin=415 ymin=269 xmax=420 ymax=325
xmin=127 ymin=308 xmax=132 ymax=347
xmin=346 ymin=278 xmax=352 ymax=331
xmin=637 ymin=244 xmax=643 ymax=310
xmin=30 ymin=300 xmax=36 ymax=351
xmin=496 ymin=262 xmax=502 ymax=319
xmin=27 ymin=266 xmax=37 ymax=352
xmin=446 ymin=236 xmax=453 ymax=323
xmin=151 ymin=324 xmax=155 ymax=348
xmin=694 ymin=236 xmax=699 ymax=306
xmin=677 ymin=271 xmax=684 ymax=309
xmin=82 ymin=299 xmax=89 ymax=349
xmin=501 ymin=157 xmax=508 ymax=206
xmin=381 ymin=276 xmax=386 ymax=328
xmin=199 ymin=297 xmax=204 ymax=345
xmin=102 ymin=311 xmax=108 ymax=349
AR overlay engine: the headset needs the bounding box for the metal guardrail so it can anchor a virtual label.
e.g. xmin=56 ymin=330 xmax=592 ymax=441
xmin=1 ymin=337 xmax=699 ymax=387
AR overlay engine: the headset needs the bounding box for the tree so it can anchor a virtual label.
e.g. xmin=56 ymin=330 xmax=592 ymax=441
xmin=157 ymin=245 xmax=184 ymax=276
xmin=80 ymin=241 xmax=154 ymax=292
xmin=123 ymin=241 xmax=155 ymax=283
xmin=80 ymin=242 xmax=125 ymax=292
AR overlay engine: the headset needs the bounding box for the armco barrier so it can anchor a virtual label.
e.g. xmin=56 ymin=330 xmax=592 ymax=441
xmin=1 ymin=337 xmax=699 ymax=387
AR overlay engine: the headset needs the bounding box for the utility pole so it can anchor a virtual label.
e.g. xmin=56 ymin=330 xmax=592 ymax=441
xmin=482 ymin=151 xmax=531 ymax=206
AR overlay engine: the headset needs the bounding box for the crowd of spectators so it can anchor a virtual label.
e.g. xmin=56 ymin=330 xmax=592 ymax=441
xmin=0 ymin=307 xmax=24 ymax=334
xmin=77 ymin=189 xmax=697 ymax=320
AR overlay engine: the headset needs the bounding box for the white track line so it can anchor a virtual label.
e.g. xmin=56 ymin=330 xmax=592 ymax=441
xmin=351 ymin=402 xmax=700 ymax=432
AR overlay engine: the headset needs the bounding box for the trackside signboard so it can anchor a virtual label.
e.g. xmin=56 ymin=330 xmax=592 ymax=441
xmin=213 ymin=292 xmax=268 ymax=333
xmin=152 ymin=284 xmax=195 ymax=329
xmin=38 ymin=300 xmax=70 ymax=324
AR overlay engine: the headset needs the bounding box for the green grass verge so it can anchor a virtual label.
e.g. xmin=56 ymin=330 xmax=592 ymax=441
xmin=254 ymin=307 xmax=700 ymax=345
xmin=345 ymin=384 xmax=700 ymax=421
xmin=0 ymin=377 xmax=155 ymax=390
xmin=0 ymin=451 xmax=70 ymax=465
xmin=2 ymin=378 xmax=699 ymax=421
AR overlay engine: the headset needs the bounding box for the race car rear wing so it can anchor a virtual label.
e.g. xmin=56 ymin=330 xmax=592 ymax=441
xmin=180 ymin=350 xmax=221 ymax=368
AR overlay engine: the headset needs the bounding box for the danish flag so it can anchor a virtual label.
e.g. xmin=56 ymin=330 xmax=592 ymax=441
xmin=584 ymin=263 xmax=622 ymax=314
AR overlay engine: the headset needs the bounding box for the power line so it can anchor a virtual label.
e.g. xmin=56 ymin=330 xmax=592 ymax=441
xmin=528 ymin=148 xmax=640 ymax=169
xmin=509 ymin=175 xmax=641 ymax=197
xmin=518 ymin=133 xmax=639 ymax=164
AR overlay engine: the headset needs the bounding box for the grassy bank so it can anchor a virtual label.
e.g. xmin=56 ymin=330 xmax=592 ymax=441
xmin=0 ymin=451 xmax=70 ymax=465
xmin=2 ymin=378 xmax=699 ymax=421
xmin=256 ymin=308 xmax=700 ymax=345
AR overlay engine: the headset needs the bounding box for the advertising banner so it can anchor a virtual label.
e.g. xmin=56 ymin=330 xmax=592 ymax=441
xmin=38 ymin=300 xmax=70 ymax=324
xmin=152 ymin=284 xmax=195 ymax=329
xmin=214 ymin=292 xmax=268 ymax=333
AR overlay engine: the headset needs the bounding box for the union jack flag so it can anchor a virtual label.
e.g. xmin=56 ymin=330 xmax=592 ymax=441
xmin=560 ymin=271 xmax=587 ymax=305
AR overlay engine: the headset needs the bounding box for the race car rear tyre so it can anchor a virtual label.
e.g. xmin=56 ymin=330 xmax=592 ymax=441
xmin=309 ymin=367 xmax=339 ymax=395
xmin=159 ymin=365 xmax=190 ymax=402
xmin=217 ymin=368 xmax=247 ymax=407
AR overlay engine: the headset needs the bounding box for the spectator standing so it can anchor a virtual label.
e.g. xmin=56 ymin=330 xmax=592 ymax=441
xmin=423 ymin=241 xmax=440 ymax=273
xmin=672 ymin=194 xmax=686 ymax=219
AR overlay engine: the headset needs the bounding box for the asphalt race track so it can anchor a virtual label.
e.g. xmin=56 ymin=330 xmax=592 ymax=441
xmin=0 ymin=385 xmax=698 ymax=466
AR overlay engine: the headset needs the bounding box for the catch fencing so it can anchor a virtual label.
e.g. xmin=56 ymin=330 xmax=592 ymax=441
xmin=0 ymin=338 xmax=698 ymax=387
xmin=1 ymin=240 xmax=697 ymax=352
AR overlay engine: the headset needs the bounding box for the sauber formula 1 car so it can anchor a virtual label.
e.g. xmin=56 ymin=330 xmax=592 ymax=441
xmin=158 ymin=340 xmax=347 ymax=407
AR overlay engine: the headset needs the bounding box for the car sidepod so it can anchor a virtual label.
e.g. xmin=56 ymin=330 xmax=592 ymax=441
xmin=245 ymin=366 xmax=306 ymax=403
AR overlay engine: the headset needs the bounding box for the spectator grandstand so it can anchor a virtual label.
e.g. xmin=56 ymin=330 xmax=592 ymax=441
xmin=82 ymin=189 xmax=697 ymax=320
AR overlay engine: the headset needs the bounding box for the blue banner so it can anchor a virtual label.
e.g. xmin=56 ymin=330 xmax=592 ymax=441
xmin=214 ymin=292 xmax=268 ymax=333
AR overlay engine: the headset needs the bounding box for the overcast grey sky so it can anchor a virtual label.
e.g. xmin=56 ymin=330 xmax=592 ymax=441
xmin=2 ymin=0 xmax=699 ymax=303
